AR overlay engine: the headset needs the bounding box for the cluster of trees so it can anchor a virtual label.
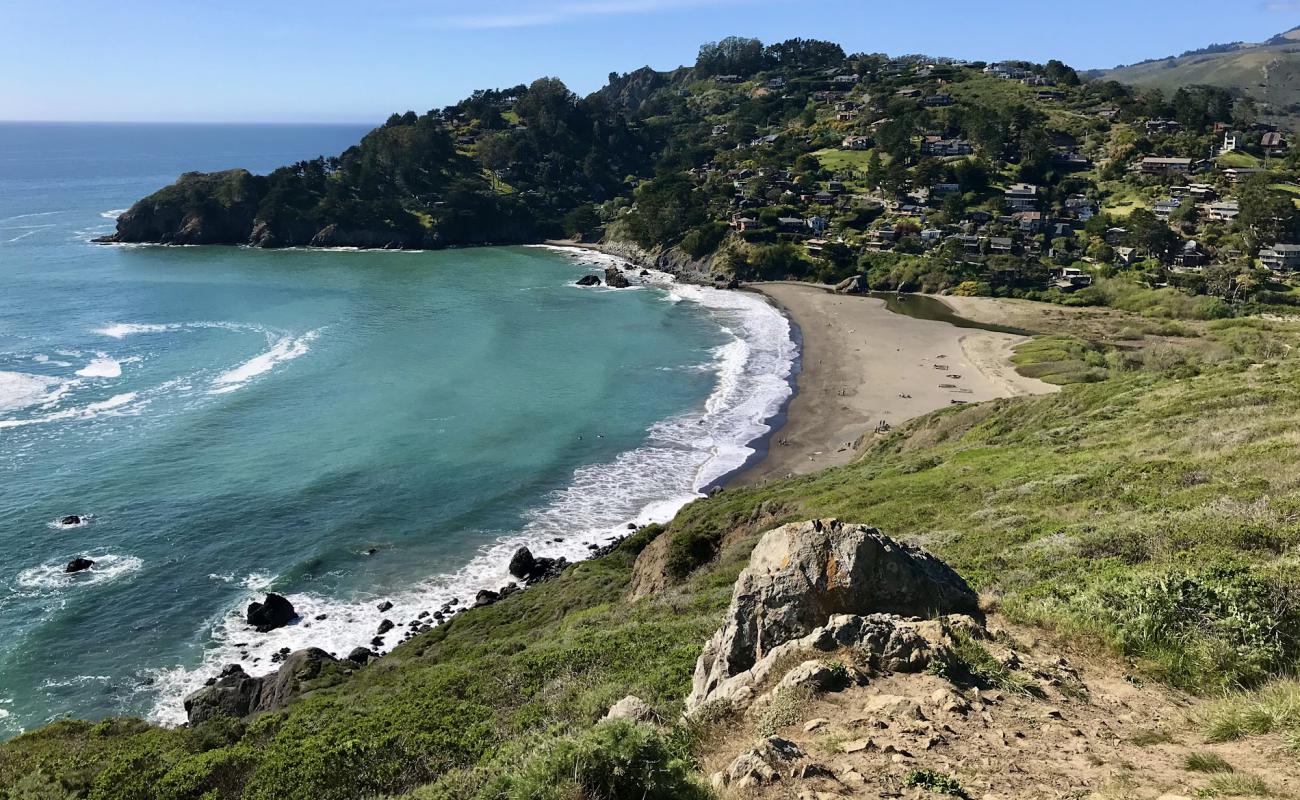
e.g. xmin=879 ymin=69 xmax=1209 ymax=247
xmin=694 ymin=36 xmax=846 ymax=77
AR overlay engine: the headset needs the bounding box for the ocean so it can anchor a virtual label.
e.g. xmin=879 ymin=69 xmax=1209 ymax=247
xmin=0 ymin=122 xmax=795 ymax=735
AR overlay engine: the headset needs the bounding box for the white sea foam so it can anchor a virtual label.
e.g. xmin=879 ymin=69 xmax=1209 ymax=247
xmin=75 ymin=354 xmax=123 ymax=379
xmin=101 ymin=209 xmax=129 ymax=220
xmin=0 ymin=392 xmax=141 ymax=430
xmin=210 ymin=329 xmax=320 ymax=392
xmin=15 ymin=553 xmax=143 ymax=591
xmin=96 ymin=322 xmax=175 ymax=339
xmin=145 ymin=247 xmax=796 ymax=726
xmin=0 ymin=372 xmax=62 ymax=413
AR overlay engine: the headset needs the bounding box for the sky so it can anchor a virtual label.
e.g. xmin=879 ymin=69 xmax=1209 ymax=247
xmin=2 ymin=0 xmax=1297 ymax=124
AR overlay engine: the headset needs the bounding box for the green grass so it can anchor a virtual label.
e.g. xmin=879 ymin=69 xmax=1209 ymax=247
xmin=810 ymin=146 xmax=877 ymax=173
xmin=1010 ymin=335 xmax=1110 ymax=384
xmin=1196 ymin=773 xmax=1271 ymax=797
xmin=1217 ymin=151 xmax=1262 ymax=169
xmin=1202 ymin=679 xmax=1300 ymax=746
xmin=1185 ymin=752 xmax=1235 ymax=773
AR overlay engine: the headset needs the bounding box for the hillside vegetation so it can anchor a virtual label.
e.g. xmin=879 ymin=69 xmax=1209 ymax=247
xmin=4 ymin=302 xmax=1300 ymax=798
xmin=1104 ymin=26 xmax=1300 ymax=130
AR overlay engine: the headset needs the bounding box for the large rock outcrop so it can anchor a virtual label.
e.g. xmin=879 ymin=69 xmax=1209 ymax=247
xmin=101 ymin=170 xmax=266 ymax=245
xmin=184 ymin=647 xmax=343 ymax=725
xmin=686 ymin=519 xmax=978 ymax=712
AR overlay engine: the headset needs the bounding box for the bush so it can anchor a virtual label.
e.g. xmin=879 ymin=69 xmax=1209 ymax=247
xmin=483 ymin=721 xmax=709 ymax=800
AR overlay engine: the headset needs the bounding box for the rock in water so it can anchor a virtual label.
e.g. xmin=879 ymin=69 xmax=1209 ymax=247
xmin=246 ymin=593 xmax=297 ymax=632
xmin=65 ymin=557 xmax=94 ymax=573
xmin=60 ymin=515 xmax=82 ymax=526
xmin=508 ymin=546 xmax=537 ymax=580
xmin=687 ymin=519 xmax=976 ymax=711
xmin=575 ymin=274 xmax=602 ymax=286
xmin=346 ymin=647 xmax=376 ymax=665
xmin=604 ymin=266 xmax=631 ymax=288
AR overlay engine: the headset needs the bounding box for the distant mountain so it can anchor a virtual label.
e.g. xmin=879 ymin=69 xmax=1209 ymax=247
xmin=1101 ymin=26 xmax=1300 ymax=129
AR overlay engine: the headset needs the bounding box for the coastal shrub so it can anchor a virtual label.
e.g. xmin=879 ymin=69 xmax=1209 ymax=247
xmin=903 ymin=768 xmax=968 ymax=797
xmin=480 ymin=720 xmax=709 ymax=800
xmin=1030 ymin=567 xmax=1300 ymax=692
xmin=926 ymin=629 xmax=1042 ymax=698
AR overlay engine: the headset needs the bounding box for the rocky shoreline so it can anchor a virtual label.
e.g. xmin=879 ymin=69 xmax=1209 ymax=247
xmin=182 ymin=533 xmax=632 ymax=726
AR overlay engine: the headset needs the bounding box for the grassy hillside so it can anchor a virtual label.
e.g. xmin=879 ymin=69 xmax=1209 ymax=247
xmin=5 ymin=308 xmax=1300 ymax=798
xmin=1104 ymin=29 xmax=1300 ymax=130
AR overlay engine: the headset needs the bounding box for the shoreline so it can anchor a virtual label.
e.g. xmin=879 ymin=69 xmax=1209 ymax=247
xmin=729 ymin=282 xmax=1059 ymax=486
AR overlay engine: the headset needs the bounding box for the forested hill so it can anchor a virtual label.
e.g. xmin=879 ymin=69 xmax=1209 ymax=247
xmin=104 ymin=36 xmax=1300 ymax=315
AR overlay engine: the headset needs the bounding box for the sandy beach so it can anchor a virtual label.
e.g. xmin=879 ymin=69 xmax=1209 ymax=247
xmin=733 ymin=284 xmax=1058 ymax=486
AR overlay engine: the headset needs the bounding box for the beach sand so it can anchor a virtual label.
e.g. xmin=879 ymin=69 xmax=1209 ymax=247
xmin=733 ymin=284 xmax=1058 ymax=486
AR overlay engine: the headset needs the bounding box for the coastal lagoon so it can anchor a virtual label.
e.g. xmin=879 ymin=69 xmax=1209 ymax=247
xmin=0 ymin=123 xmax=794 ymax=734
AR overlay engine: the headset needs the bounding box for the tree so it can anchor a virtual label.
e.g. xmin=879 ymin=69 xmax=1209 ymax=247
xmin=1238 ymin=176 xmax=1300 ymax=256
xmin=695 ymin=37 xmax=767 ymax=77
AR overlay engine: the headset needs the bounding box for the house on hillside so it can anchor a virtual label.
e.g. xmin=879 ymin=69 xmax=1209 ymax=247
xmin=1153 ymin=198 xmax=1182 ymax=220
xmin=715 ymin=75 xmax=743 ymax=83
xmin=730 ymin=215 xmax=762 ymax=232
xmin=832 ymin=74 xmax=859 ymax=85
xmin=1175 ymin=240 xmax=1207 ymax=269
xmin=1222 ymin=167 xmax=1266 ymax=184
xmin=1004 ymin=183 xmax=1040 ymax=210
xmin=921 ymin=136 xmax=974 ymax=157
xmin=1051 ymin=152 xmax=1091 ymax=170
xmin=1013 ymin=211 xmax=1045 ymax=233
xmin=1145 ymin=119 xmax=1184 ymax=135
xmin=776 ymin=216 xmax=807 ymax=234
xmin=922 ymin=93 xmax=954 ymax=107
xmin=1140 ymin=157 xmax=1194 ymax=176
xmin=1207 ymin=201 xmax=1239 ymax=222
xmin=1261 ymin=244 xmax=1300 ymax=272
xmin=1221 ymin=131 xmax=1244 ymax=153
xmin=989 ymin=236 xmax=1014 ymax=254
xmin=1262 ymin=131 xmax=1289 ymax=156
xmin=841 ymin=135 xmax=871 ymax=150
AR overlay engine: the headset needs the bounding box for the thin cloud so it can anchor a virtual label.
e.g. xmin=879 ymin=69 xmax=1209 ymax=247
xmin=1261 ymin=1 xmax=1300 ymax=11
xmin=436 ymin=0 xmax=737 ymax=30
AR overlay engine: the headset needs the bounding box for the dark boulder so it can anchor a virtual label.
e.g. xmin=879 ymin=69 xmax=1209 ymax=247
xmin=60 ymin=515 xmax=82 ymax=526
xmin=346 ymin=647 xmax=375 ymax=665
xmin=508 ymin=546 xmax=537 ymax=579
xmin=576 ymin=275 xmax=602 ymax=287
xmin=473 ymin=589 xmax=500 ymax=607
xmin=377 ymin=600 xmax=393 ymax=612
xmin=246 ymin=593 xmax=297 ymax=633
xmin=507 ymin=546 xmax=568 ymax=585
xmin=65 ymin=557 xmax=94 ymax=573
xmin=604 ymin=266 xmax=631 ymax=288
xmin=377 ymin=619 xmax=394 ymax=635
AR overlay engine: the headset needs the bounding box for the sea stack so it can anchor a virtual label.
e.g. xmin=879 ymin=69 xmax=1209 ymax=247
xmin=247 ymin=593 xmax=298 ymax=632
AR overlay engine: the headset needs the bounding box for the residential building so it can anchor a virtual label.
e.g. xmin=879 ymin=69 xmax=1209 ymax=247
xmin=1262 ymin=131 xmax=1289 ymax=156
xmin=1206 ymin=201 xmax=1239 ymax=222
xmin=1153 ymin=198 xmax=1182 ymax=220
xmin=1140 ymin=157 xmax=1194 ymax=175
xmin=922 ymin=93 xmax=954 ymax=107
xmin=1222 ymin=167 xmax=1266 ymax=184
xmin=1260 ymin=244 xmax=1300 ymax=272
xmin=920 ymin=137 xmax=974 ymax=157
xmin=841 ymin=135 xmax=871 ymax=151
xmin=1004 ymin=183 xmax=1040 ymax=210
xmin=1221 ymin=131 xmax=1243 ymax=153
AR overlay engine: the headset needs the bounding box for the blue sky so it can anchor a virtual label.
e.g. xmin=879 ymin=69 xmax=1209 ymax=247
xmin=2 ymin=0 xmax=1297 ymax=123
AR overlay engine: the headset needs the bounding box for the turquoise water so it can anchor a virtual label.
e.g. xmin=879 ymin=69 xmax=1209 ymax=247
xmin=0 ymin=124 xmax=794 ymax=734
